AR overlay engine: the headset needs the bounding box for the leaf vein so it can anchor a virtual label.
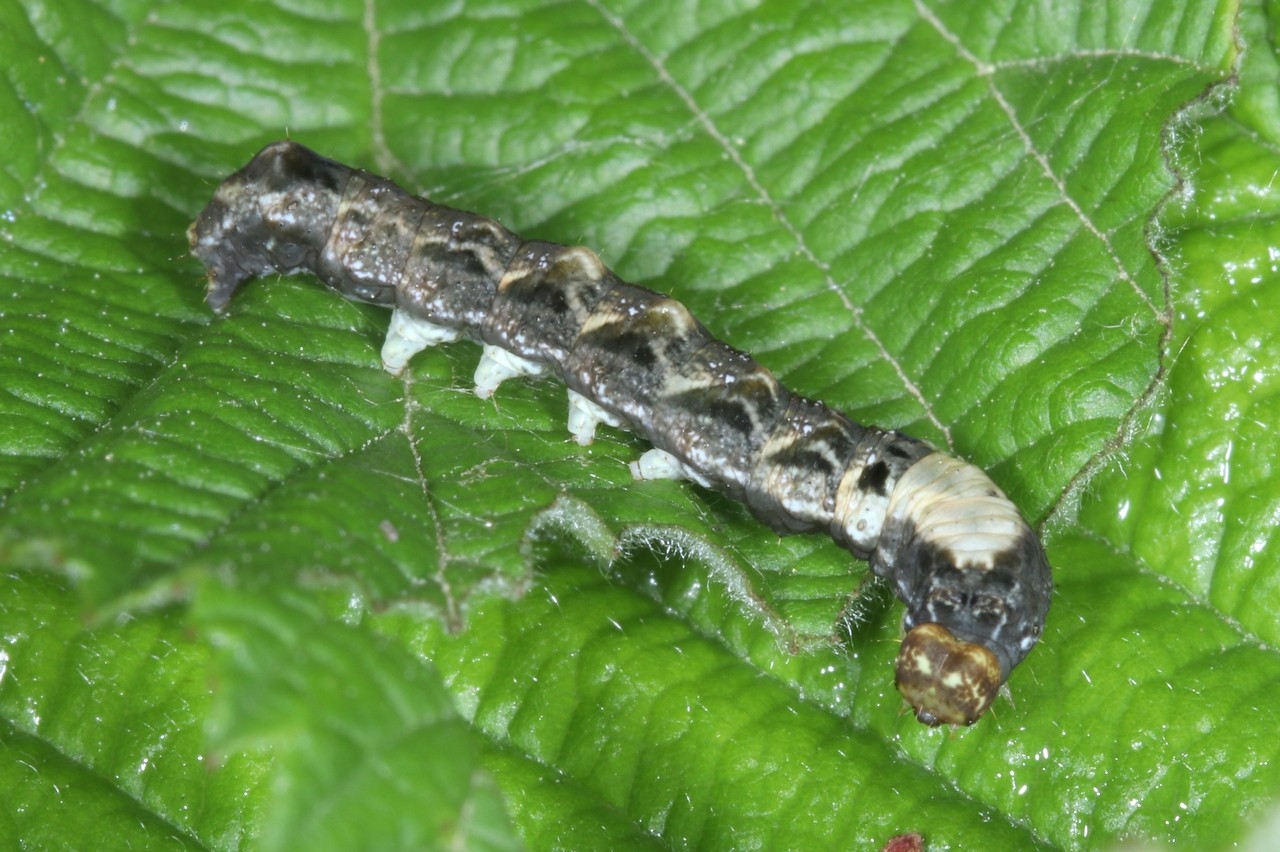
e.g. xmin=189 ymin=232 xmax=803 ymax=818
xmin=583 ymin=0 xmax=954 ymax=450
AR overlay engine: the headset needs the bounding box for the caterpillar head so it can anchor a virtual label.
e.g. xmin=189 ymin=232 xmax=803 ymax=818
xmin=895 ymin=623 xmax=1001 ymax=726
xmin=873 ymin=452 xmax=1053 ymax=725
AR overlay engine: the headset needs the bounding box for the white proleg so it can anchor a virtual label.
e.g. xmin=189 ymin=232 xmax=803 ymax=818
xmin=566 ymin=389 xmax=625 ymax=446
xmin=629 ymin=447 xmax=714 ymax=488
xmin=381 ymin=309 xmax=462 ymax=375
xmin=474 ymin=344 xmax=549 ymax=399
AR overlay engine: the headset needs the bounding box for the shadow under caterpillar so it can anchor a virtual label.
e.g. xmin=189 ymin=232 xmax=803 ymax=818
xmin=189 ymin=140 xmax=1052 ymax=726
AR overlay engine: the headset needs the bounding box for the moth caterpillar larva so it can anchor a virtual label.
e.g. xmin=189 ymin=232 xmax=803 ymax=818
xmin=189 ymin=141 xmax=1052 ymax=725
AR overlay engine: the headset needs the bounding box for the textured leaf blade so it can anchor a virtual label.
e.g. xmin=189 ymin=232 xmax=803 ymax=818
xmin=197 ymin=583 xmax=521 ymax=851
xmin=0 ymin=567 xmax=265 ymax=849
xmin=429 ymin=560 xmax=1050 ymax=849
xmin=1 ymin=0 xmax=1271 ymax=848
xmin=1081 ymin=0 xmax=1280 ymax=647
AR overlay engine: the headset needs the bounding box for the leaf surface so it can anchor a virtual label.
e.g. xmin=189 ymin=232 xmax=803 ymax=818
xmin=3 ymin=0 xmax=1275 ymax=848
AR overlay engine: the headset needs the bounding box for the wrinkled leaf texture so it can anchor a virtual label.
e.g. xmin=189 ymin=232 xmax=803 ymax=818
xmin=2 ymin=0 xmax=1278 ymax=849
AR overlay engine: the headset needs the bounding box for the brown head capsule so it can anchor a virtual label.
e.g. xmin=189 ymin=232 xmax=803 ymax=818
xmin=895 ymin=623 xmax=1002 ymax=726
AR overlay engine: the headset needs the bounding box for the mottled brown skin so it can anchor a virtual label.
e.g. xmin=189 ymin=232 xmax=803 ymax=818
xmin=189 ymin=141 xmax=1052 ymax=725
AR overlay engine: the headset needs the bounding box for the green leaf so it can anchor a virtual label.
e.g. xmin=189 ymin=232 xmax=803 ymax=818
xmin=197 ymin=582 xmax=520 ymax=851
xmin=0 ymin=568 xmax=264 ymax=848
xmin=1080 ymin=0 xmax=1280 ymax=751
xmin=3 ymin=0 xmax=1277 ymax=848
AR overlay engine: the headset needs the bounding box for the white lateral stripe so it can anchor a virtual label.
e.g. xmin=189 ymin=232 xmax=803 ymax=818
xmin=887 ymin=452 xmax=1025 ymax=561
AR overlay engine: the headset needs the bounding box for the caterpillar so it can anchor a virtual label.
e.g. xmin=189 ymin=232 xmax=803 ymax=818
xmin=188 ymin=141 xmax=1052 ymax=726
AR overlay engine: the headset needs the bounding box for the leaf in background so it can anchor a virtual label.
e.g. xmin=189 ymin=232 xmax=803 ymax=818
xmin=2 ymin=0 xmax=1277 ymax=849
